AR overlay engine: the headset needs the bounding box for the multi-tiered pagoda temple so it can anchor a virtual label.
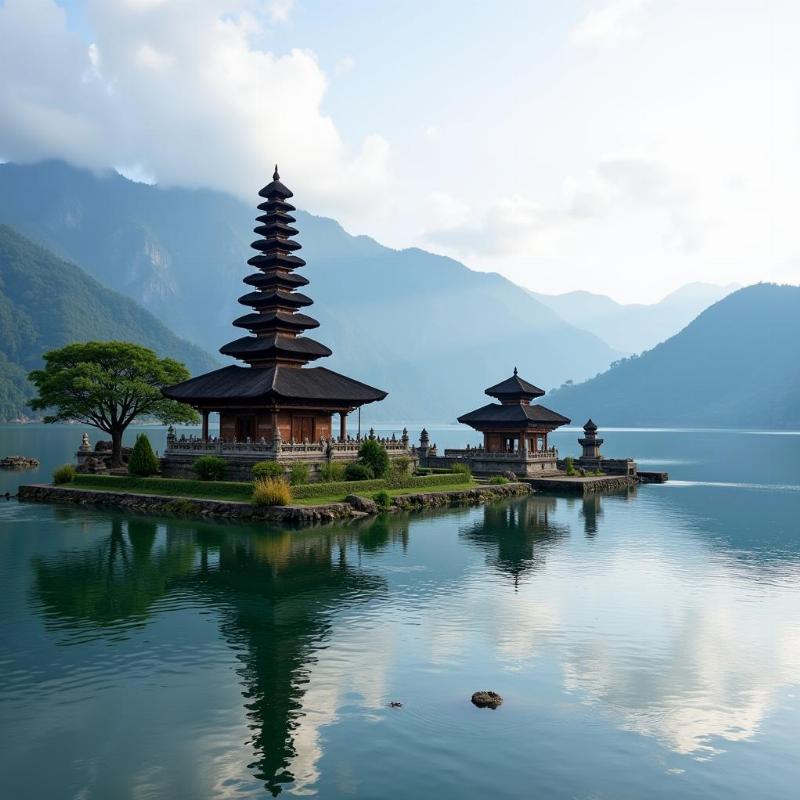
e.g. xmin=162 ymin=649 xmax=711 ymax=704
xmin=163 ymin=168 xmax=387 ymax=453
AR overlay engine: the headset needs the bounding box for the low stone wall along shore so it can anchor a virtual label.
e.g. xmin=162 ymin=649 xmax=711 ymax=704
xmin=18 ymin=482 xmax=531 ymax=525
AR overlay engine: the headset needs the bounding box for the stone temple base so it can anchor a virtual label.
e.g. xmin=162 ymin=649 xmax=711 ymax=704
xmin=424 ymin=453 xmax=560 ymax=478
xmin=160 ymin=450 xmax=417 ymax=482
xmin=569 ymin=457 xmax=637 ymax=476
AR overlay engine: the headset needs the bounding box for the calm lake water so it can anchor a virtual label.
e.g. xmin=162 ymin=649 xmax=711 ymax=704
xmin=1 ymin=425 xmax=799 ymax=799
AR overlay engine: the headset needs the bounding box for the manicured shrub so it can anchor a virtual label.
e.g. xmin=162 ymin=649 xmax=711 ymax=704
xmin=392 ymin=456 xmax=411 ymax=475
xmin=451 ymin=462 xmax=472 ymax=477
xmin=53 ymin=464 xmax=76 ymax=484
xmin=252 ymin=477 xmax=292 ymax=506
xmin=374 ymin=490 xmax=391 ymax=510
xmin=192 ymin=455 xmax=228 ymax=481
xmin=289 ymin=462 xmax=310 ymax=485
xmin=358 ymin=439 xmax=389 ymax=478
xmin=488 ymin=476 xmax=509 ymax=485
xmin=290 ymin=471 xmax=472 ymax=499
xmin=344 ymin=462 xmax=374 ymax=482
xmin=565 ymin=457 xmax=576 ymax=477
xmin=128 ymin=433 xmax=159 ymax=477
xmin=318 ymin=461 xmax=346 ymax=482
xmin=385 ymin=463 xmax=413 ymax=489
xmin=252 ymin=460 xmax=284 ymax=480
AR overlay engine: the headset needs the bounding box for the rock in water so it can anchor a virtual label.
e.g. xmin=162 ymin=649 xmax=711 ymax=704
xmin=471 ymin=691 xmax=503 ymax=709
xmin=345 ymin=494 xmax=379 ymax=514
xmin=0 ymin=455 xmax=40 ymax=470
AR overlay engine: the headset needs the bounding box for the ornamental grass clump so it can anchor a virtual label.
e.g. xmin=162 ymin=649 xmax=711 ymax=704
xmin=252 ymin=460 xmax=284 ymax=480
xmin=192 ymin=455 xmax=227 ymax=481
xmin=252 ymin=477 xmax=292 ymax=507
xmin=53 ymin=464 xmax=76 ymax=484
xmin=450 ymin=462 xmax=472 ymax=478
xmin=488 ymin=476 xmax=509 ymax=485
xmin=128 ymin=433 xmax=159 ymax=477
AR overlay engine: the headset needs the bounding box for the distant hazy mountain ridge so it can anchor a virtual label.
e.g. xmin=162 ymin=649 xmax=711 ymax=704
xmin=0 ymin=161 xmax=619 ymax=421
xmin=548 ymin=284 xmax=800 ymax=429
xmin=531 ymin=282 xmax=739 ymax=354
xmin=0 ymin=224 xmax=218 ymax=420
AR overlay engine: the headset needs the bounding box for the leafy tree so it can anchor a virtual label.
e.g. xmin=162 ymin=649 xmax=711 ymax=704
xmin=358 ymin=439 xmax=389 ymax=478
xmin=128 ymin=433 xmax=160 ymax=477
xmin=29 ymin=341 xmax=198 ymax=465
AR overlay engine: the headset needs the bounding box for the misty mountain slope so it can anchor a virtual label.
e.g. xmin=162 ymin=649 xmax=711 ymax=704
xmin=0 ymin=161 xmax=618 ymax=420
xmin=531 ymin=282 xmax=739 ymax=354
xmin=548 ymin=284 xmax=800 ymax=429
xmin=0 ymin=225 xmax=218 ymax=419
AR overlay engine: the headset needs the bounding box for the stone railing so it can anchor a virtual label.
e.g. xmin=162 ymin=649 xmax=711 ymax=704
xmin=165 ymin=433 xmax=411 ymax=457
xmin=167 ymin=438 xmax=274 ymax=454
xmin=443 ymin=447 xmax=558 ymax=462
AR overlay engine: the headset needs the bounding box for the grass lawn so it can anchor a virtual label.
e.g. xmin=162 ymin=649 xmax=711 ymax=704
xmin=70 ymin=473 xmax=477 ymax=506
xmin=292 ymin=479 xmax=478 ymax=506
xmin=72 ymin=474 xmax=254 ymax=502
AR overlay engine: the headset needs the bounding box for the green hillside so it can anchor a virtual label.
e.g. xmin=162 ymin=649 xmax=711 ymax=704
xmin=0 ymin=225 xmax=218 ymax=420
xmin=0 ymin=161 xmax=618 ymax=421
xmin=549 ymin=284 xmax=800 ymax=429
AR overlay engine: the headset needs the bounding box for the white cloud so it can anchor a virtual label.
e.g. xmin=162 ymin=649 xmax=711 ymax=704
xmin=0 ymin=0 xmax=391 ymax=225
xmin=571 ymin=0 xmax=650 ymax=48
xmin=425 ymin=191 xmax=471 ymax=232
xmin=0 ymin=0 xmax=796 ymax=303
xmin=424 ymin=155 xmax=705 ymax=261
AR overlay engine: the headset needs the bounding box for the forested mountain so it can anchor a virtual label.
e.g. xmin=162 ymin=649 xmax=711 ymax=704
xmin=531 ymin=282 xmax=738 ymax=354
xmin=548 ymin=284 xmax=800 ymax=429
xmin=0 ymin=161 xmax=617 ymax=421
xmin=0 ymin=225 xmax=217 ymax=420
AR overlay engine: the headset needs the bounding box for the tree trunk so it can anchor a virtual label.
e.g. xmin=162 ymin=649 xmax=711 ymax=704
xmin=111 ymin=428 xmax=124 ymax=467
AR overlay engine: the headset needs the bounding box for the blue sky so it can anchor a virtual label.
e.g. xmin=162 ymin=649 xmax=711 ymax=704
xmin=2 ymin=0 xmax=797 ymax=302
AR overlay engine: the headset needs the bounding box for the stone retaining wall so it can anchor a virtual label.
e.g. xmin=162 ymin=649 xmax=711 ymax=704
xmin=526 ymin=475 xmax=637 ymax=496
xmin=18 ymin=482 xmax=531 ymax=525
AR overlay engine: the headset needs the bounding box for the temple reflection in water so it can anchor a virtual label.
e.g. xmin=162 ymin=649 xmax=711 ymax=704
xmin=33 ymin=512 xmax=405 ymax=796
xmin=460 ymin=497 xmax=570 ymax=587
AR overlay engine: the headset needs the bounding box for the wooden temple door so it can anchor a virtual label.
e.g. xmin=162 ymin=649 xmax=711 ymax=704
xmin=235 ymin=414 xmax=256 ymax=442
xmin=292 ymin=416 xmax=314 ymax=442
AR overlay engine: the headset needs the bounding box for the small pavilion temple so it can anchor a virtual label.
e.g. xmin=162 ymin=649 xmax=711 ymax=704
xmin=420 ymin=368 xmax=570 ymax=477
xmin=161 ymin=168 xmax=398 ymax=478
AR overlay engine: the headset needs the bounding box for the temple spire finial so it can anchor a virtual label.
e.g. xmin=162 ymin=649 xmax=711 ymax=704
xmin=273 ymin=164 xmax=280 ymax=181
xmin=513 ymin=366 xmax=518 ymax=376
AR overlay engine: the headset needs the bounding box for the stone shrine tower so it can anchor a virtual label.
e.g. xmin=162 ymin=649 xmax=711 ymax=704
xmin=578 ymin=419 xmax=603 ymax=463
